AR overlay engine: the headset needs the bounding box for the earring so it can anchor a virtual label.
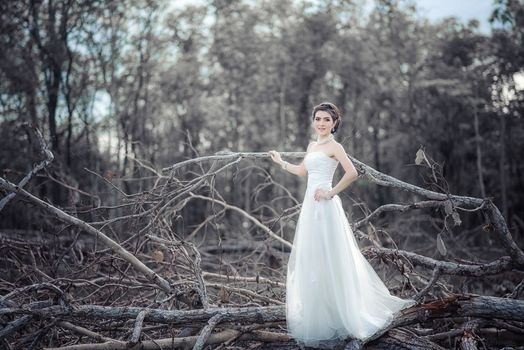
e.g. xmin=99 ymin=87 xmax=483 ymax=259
xmin=331 ymin=128 xmax=335 ymax=133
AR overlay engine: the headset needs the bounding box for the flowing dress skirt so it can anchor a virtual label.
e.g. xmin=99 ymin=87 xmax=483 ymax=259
xmin=286 ymin=188 xmax=416 ymax=348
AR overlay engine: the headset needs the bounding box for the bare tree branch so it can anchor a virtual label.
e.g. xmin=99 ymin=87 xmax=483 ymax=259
xmin=0 ymin=177 xmax=173 ymax=294
xmin=0 ymin=123 xmax=53 ymax=212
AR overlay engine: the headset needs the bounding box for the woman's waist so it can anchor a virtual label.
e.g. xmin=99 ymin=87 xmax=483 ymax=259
xmin=306 ymin=179 xmax=333 ymax=190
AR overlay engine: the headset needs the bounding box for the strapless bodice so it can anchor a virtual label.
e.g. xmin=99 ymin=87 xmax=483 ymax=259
xmin=304 ymin=151 xmax=339 ymax=190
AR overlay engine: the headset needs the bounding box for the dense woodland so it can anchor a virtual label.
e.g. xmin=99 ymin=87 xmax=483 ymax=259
xmin=1 ymin=0 xmax=524 ymax=349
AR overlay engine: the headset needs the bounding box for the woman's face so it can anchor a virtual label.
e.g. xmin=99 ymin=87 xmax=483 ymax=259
xmin=312 ymin=110 xmax=335 ymax=137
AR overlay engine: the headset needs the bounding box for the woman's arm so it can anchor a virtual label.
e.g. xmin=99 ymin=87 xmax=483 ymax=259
xmin=282 ymin=161 xmax=307 ymax=177
xmin=330 ymin=143 xmax=358 ymax=196
xmin=314 ymin=143 xmax=358 ymax=200
xmin=269 ymin=142 xmax=313 ymax=178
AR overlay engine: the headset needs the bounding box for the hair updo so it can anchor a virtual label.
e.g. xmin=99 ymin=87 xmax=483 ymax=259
xmin=311 ymin=102 xmax=342 ymax=134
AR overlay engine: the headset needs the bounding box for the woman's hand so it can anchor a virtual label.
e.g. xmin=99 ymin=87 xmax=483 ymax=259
xmin=268 ymin=150 xmax=283 ymax=165
xmin=314 ymin=188 xmax=333 ymax=201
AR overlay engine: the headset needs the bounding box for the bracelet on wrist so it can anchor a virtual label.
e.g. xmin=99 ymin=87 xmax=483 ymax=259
xmin=281 ymin=161 xmax=288 ymax=170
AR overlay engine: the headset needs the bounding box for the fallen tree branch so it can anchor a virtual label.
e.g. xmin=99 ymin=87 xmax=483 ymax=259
xmin=202 ymin=271 xmax=285 ymax=288
xmin=5 ymin=294 xmax=524 ymax=327
xmin=193 ymin=312 xmax=225 ymax=350
xmin=413 ymin=266 xmax=442 ymax=302
xmin=0 ymin=123 xmax=53 ymax=212
xmin=205 ymin=283 xmax=284 ymax=305
xmin=0 ymin=315 xmax=34 ymax=340
xmin=43 ymin=328 xmax=291 ymax=350
xmin=57 ymin=321 xmax=123 ymax=344
xmin=364 ymin=247 xmax=515 ymax=277
xmin=33 ymin=294 xmax=524 ymax=349
xmin=128 ymin=310 xmax=148 ymax=345
xmin=163 ymin=151 xmax=524 ymax=267
xmin=0 ymin=177 xmax=173 ymax=295
xmin=353 ymin=200 xmax=446 ymax=229
xmin=189 ymin=193 xmax=293 ymax=249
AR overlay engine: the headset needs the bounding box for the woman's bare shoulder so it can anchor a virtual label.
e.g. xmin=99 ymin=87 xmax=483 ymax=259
xmin=333 ymin=141 xmax=348 ymax=153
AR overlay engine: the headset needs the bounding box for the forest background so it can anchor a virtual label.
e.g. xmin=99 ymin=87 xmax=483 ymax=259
xmin=1 ymin=0 xmax=523 ymax=241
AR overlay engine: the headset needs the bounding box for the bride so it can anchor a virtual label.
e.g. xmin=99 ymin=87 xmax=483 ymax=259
xmin=268 ymin=102 xmax=416 ymax=348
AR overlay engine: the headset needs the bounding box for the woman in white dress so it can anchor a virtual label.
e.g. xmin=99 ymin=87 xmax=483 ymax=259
xmin=268 ymin=102 xmax=416 ymax=348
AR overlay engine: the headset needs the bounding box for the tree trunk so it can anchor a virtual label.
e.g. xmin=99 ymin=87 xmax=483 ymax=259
xmin=499 ymin=113 xmax=508 ymax=219
xmin=474 ymin=105 xmax=485 ymax=198
xmin=47 ymin=65 xmax=61 ymax=152
xmin=297 ymin=76 xmax=314 ymax=147
xmin=279 ymin=68 xmax=288 ymax=149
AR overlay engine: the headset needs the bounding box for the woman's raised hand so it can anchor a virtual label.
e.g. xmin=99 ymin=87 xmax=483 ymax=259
xmin=268 ymin=150 xmax=283 ymax=165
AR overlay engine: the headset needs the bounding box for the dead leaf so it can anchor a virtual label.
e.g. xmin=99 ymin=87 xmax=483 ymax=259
xmin=219 ymin=286 xmax=230 ymax=304
xmin=444 ymin=200 xmax=453 ymax=215
xmin=151 ymin=250 xmax=164 ymax=263
xmin=452 ymin=211 xmax=462 ymax=226
xmin=415 ymin=148 xmax=425 ymax=165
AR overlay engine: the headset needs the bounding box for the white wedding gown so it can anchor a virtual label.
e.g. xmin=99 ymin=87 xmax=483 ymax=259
xmin=286 ymin=151 xmax=417 ymax=348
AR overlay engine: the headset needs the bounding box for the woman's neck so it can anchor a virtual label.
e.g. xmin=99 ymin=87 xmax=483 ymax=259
xmin=316 ymin=134 xmax=334 ymax=145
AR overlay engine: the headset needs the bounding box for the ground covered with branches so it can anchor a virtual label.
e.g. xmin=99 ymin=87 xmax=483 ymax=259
xmin=1 ymin=127 xmax=524 ymax=350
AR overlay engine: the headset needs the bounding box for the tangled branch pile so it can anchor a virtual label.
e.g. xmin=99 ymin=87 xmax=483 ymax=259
xmin=1 ymin=126 xmax=523 ymax=350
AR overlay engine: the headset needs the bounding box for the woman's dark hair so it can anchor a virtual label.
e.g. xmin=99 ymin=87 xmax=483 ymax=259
xmin=311 ymin=102 xmax=342 ymax=134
